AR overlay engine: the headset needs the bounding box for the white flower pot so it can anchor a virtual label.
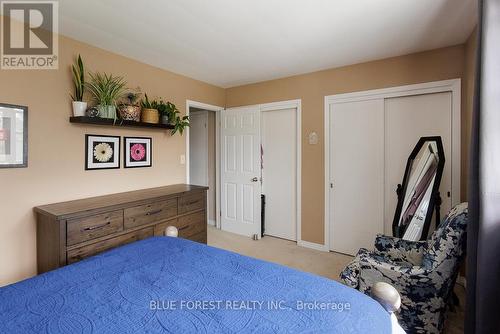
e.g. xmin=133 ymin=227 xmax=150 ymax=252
xmin=72 ymin=101 xmax=87 ymax=117
xmin=97 ymin=105 xmax=116 ymax=119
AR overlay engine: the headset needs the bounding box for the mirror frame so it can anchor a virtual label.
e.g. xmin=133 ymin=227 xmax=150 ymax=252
xmin=392 ymin=136 xmax=445 ymax=240
xmin=0 ymin=103 xmax=28 ymax=168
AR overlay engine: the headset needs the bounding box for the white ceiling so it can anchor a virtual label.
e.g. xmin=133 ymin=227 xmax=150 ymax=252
xmin=59 ymin=0 xmax=477 ymax=88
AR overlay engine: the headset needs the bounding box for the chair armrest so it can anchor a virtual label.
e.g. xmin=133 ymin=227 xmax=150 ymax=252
xmin=375 ymin=234 xmax=426 ymax=252
xmin=374 ymin=234 xmax=426 ymax=265
xmin=358 ymin=251 xmax=428 ymax=292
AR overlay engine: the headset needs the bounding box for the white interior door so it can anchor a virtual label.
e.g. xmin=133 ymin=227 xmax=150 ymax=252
xmin=329 ymin=100 xmax=385 ymax=255
xmin=189 ymin=111 xmax=208 ymax=186
xmin=384 ymin=92 xmax=453 ymax=235
xmin=220 ymin=106 xmax=261 ymax=237
xmin=262 ymin=108 xmax=297 ymax=241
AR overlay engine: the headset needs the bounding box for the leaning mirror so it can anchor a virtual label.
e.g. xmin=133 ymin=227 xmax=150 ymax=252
xmin=0 ymin=103 xmax=28 ymax=168
xmin=392 ymin=136 xmax=445 ymax=241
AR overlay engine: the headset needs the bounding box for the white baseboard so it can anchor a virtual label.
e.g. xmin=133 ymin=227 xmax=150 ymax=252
xmin=208 ymin=219 xmax=216 ymax=226
xmin=297 ymin=240 xmax=329 ymax=252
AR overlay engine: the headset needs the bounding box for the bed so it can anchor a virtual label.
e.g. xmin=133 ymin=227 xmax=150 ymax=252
xmin=0 ymin=236 xmax=395 ymax=333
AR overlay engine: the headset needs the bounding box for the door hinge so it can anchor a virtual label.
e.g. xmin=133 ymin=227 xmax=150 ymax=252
xmin=330 ymin=183 xmax=333 ymax=189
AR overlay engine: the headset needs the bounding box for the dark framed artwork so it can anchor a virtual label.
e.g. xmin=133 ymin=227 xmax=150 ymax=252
xmin=85 ymin=134 xmax=120 ymax=170
xmin=124 ymin=137 xmax=152 ymax=168
xmin=0 ymin=103 xmax=28 ymax=168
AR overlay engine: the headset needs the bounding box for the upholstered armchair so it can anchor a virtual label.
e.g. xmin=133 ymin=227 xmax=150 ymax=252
xmin=340 ymin=203 xmax=468 ymax=334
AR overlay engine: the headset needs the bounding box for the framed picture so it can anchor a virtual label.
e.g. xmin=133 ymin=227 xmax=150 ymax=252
xmin=0 ymin=103 xmax=28 ymax=168
xmin=85 ymin=135 xmax=120 ymax=170
xmin=124 ymin=137 xmax=152 ymax=168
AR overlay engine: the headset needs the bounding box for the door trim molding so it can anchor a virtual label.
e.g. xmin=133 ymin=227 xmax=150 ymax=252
xmin=259 ymin=99 xmax=302 ymax=243
xmin=324 ymin=79 xmax=461 ymax=251
xmin=186 ymin=100 xmax=224 ymax=229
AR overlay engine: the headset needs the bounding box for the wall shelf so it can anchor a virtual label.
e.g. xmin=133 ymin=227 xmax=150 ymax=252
xmin=69 ymin=116 xmax=174 ymax=130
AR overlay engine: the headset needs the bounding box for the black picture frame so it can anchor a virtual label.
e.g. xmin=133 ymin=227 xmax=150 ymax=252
xmin=85 ymin=134 xmax=121 ymax=170
xmin=0 ymin=103 xmax=28 ymax=168
xmin=123 ymin=136 xmax=152 ymax=168
xmin=392 ymin=136 xmax=446 ymax=240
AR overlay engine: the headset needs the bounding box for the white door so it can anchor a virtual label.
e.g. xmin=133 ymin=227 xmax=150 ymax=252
xmin=189 ymin=111 xmax=208 ymax=186
xmin=220 ymin=106 xmax=262 ymax=237
xmin=262 ymin=108 xmax=297 ymax=241
xmin=384 ymin=92 xmax=453 ymax=234
xmin=329 ymin=100 xmax=385 ymax=255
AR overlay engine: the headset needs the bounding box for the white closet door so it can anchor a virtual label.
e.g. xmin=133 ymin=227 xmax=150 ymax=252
xmin=262 ymin=108 xmax=297 ymax=241
xmin=329 ymin=99 xmax=385 ymax=255
xmin=384 ymin=92 xmax=452 ymax=235
xmin=220 ymin=106 xmax=261 ymax=237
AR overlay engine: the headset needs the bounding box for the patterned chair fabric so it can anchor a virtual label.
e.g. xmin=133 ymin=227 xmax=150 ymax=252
xmin=340 ymin=203 xmax=468 ymax=334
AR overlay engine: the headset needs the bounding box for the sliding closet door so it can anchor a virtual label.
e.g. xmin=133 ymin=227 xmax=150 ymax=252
xmin=384 ymin=92 xmax=453 ymax=234
xmin=329 ymin=100 xmax=385 ymax=255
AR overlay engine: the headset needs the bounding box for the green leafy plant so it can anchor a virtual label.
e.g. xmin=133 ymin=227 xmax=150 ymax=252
xmin=86 ymin=72 xmax=127 ymax=107
xmin=140 ymin=93 xmax=159 ymax=109
xmin=171 ymin=114 xmax=190 ymax=135
xmin=168 ymin=103 xmax=189 ymax=135
xmin=156 ymin=100 xmax=176 ymax=116
xmin=70 ymin=54 xmax=85 ymax=101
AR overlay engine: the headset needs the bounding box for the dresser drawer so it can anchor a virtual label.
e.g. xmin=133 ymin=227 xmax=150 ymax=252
xmin=67 ymin=227 xmax=154 ymax=264
xmin=178 ymin=192 xmax=205 ymax=214
xmin=67 ymin=210 xmax=123 ymax=246
xmin=124 ymin=199 xmax=177 ymax=229
xmin=190 ymin=231 xmax=207 ymax=244
xmin=177 ymin=211 xmax=206 ymax=238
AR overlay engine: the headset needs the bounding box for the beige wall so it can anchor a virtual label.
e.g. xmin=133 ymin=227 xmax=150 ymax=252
xmin=226 ymin=45 xmax=467 ymax=245
xmin=0 ymin=35 xmax=225 ymax=286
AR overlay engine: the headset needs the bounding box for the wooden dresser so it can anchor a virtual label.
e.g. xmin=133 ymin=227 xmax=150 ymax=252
xmin=34 ymin=184 xmax=208 ymax=274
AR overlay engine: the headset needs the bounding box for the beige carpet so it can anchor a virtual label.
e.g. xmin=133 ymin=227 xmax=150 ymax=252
xmin=207 ymin=226 xmax=465 ymax=334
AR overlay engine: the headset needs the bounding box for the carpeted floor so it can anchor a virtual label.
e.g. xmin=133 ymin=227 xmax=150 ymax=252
xmin=208 ymin=226 xmax=465 ymax=334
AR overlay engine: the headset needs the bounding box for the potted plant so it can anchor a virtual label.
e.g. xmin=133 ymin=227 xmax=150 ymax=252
xmin=169 ymin=106 xmax=190 ymax=135
xmin=140 ymin=94 xmax=159 ymax=123
xmin=86 ymin=72 xmax=127 ymax=119
xmin=70 ymin=54 xmax=87 ymax=117
xmin=157 ymin=100 xmax=176 ymax=125
xmin=118 ymin=88 xmax=142 ymax=122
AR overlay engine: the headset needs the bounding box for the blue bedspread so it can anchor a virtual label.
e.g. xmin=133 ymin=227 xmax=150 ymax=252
xmin=0 ymin=237 xmax=391 ymax=333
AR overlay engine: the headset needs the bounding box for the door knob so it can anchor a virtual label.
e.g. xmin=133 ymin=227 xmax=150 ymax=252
xmin=251 ymin=177 xmax=259 ymax=182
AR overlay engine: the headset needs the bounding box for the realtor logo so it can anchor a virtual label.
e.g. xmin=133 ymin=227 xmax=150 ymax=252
xmin=1 ymin=1 xmax=58 ymax=69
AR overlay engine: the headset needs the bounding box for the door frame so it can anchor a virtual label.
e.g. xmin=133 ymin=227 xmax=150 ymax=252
xmin=186 ymin=100 xmax=224 ymax=228
xmin=324 ymin=79 xmax=461 ymax=251
xmin=259 ymin=99 xmax=302 ymax=243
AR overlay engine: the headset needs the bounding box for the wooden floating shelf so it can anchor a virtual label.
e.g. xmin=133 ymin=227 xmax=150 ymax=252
xmin=69 ymin=116 xmax=174 ymax=130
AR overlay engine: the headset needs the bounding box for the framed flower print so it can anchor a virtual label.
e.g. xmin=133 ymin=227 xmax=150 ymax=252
xmin=0 ymin=103 xmax=28 ymax=168
xmin=124 ymin=137 xmax=152 ymax=168
xmin=85 ymin=135 xmax=120 ymax=170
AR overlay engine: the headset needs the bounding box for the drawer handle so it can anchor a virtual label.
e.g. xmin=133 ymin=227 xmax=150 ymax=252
xmin=146 ymin=209 xmax=162 ymax=216
xmin=83 ymin=221 xmax=111 ymax=232
xmin=185 ymin=200 xmax=199 ymax=206
xmin=178 ymin=225 xmax=190 ymax=231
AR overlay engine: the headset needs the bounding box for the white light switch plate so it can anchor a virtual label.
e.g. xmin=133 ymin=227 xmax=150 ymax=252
xmin=308 ymin=132 xmax=318 ymax=145
xmin=180 ymin=154 xmax=186 ymax=165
